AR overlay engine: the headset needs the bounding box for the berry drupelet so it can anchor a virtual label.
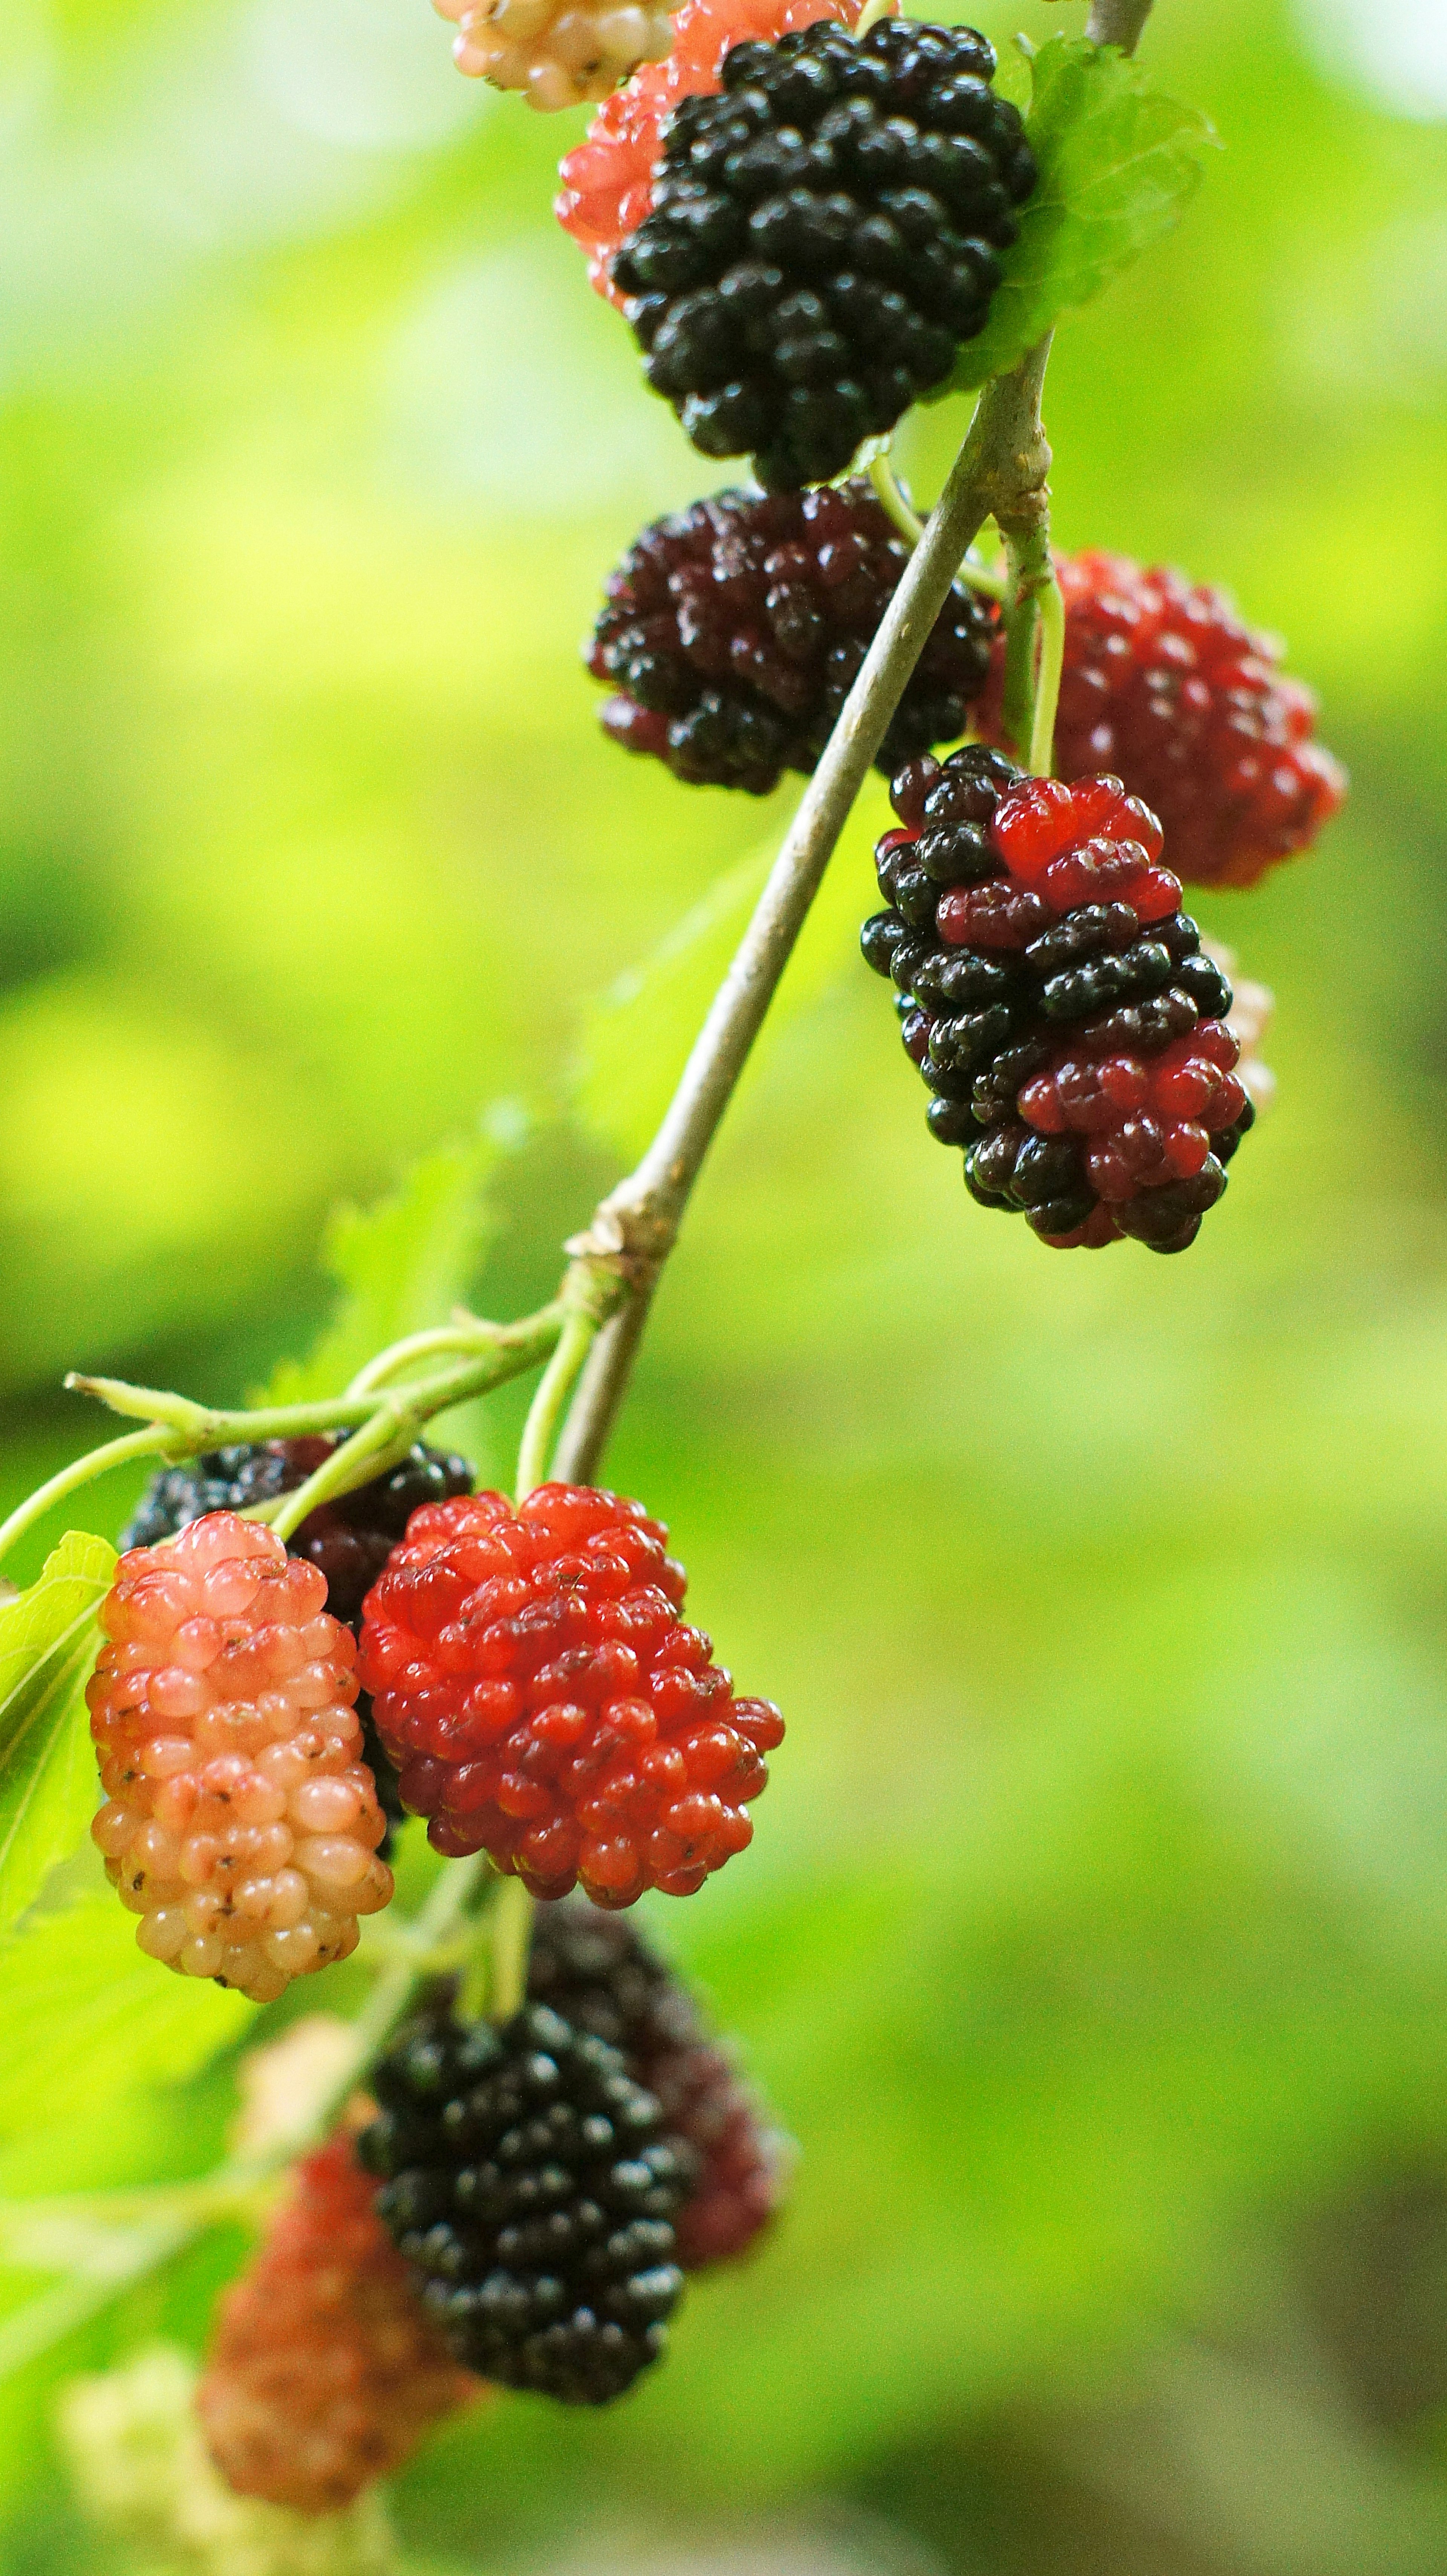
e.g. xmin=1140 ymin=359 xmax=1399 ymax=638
xmin=609 ymin=15 xmax=1036 ymax=488
xmin=358 ymin=2001 xmax=692 ymax=2403
xmin=358 ymin=1483 xmax=783 ymax=1907
xmin=88 ymin=1514 xmax=393 ymax=2001
xmin=197 ymin=2134 xmax=479 ymax=2513
xmin=529 ymin=1899 xmax=788 ymax=2267
xmin=590 ymin=478 xmax=996 ymax=793
xmin=558 ymin=0 xmax=875 ymax=306
xmin=977 ymin=551 xmax=1347 ymax=890
xmin=861 ymin=746 xmax=1256 ymax=1253
xmin=434 ymin=0 xmax=675 ymax=110
xmin=121 ymin=1438 xmax=474 ymax=1847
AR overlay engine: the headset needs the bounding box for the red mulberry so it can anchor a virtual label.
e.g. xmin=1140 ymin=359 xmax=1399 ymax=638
xmin=861 ymin=745 xmax=1256 ymax=1253
xmin=197 ymin=2134 xmax=479 ymax=2512
xmin=89 ymin=1513 xmax=393 ymax=2002
xmin=977 ymin=550 xmax=1347 ymax=890
xmin=529 ymin=1898 xmax=788 ymax=2266
xmin=590 ymin=478 xmax=995 ymax=793
xmin=556 ymin=0 xmax=883 ymax=305
xmin=358 ymin=1484 xmax=783 ymax=1906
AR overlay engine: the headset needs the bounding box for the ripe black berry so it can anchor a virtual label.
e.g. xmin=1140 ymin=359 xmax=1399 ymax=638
xmin=589 ymin=478 xmax=996 ymax=793
xmin=861 ymin=747 xmax=1256 ymax=1253
xmin=611 ymin=16 xmax=1036 ymax=488
xmin=357 ymin=2002 xmax=691 ymax=2404
xmin=121 ymin=1438 xmax=474 ymax=1844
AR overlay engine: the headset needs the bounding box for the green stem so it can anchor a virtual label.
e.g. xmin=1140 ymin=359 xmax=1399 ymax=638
xmin=515 ymin=1303 xmax=601 ymax=1502
xmin=268 ymin=1404 xmax=419 ymax=1545
xmin=1029 ymin=567 xmax=1066 ymax=778
xmin=345 ymin=1319 xmax=508 ymax=1399
xmin=0 ymin=1427 xmax=173 ymax=1569
xmin=999 ymin=514 xmax=1062 ymax=772
xmin=488 ymin=1873 xmax=534 ymax=2025
xmin=867 ymin=451 xmax=1008 ymax=599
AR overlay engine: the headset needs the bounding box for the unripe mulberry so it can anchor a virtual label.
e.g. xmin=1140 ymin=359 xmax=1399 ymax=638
xmin=977 ymin=551 xmax=1347 ymax=889
xmin=558 ymin=0 xmax=879 ymax=304
xmin=609 ymin=16 xmax=1036 ymax=489
xmin=529 ymin=1898 xmax=789 ymax=2266
xmin=121 ymin=1438 xmax=474 ymax=1848
xmin=89 ymin=1513 xmax=393 ymax=2003
xmin=197 ymin=2135 xmax=479 ymax=2513
xmin=358 ymin=1484 xmax=783 ymax=1907
xmin=433 ymin=0 xmax=675 ymax=109
xmin=590 ymin=478 xmax=995 ymax=793
xmin=861 ymin=746 xmax=1256 ymax=1253
xmin=358 ymin=2001 xmax=693 ymax=2403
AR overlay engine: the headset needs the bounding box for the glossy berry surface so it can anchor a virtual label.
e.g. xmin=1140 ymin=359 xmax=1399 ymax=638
xmin=435 ymin=0 xmax=674 ymax=110
xmin=357 ymin=2001 xmax=691 ymax=2403
xmin=529 ymin=1899 xmax=788 ymax=2267
xmin=197 ymin=2134 xmax=477 ymax=2513
xmin=121 ymin=1438 xmax=474 ymax=1845
xmin=590 ymin=478 xmax=995 ymax=793
xmin=558 ymin=0 xmax=875 ymax=305
xmin=977 ymin=551 xmax=1347 ymax=889
xmin=861 ymin=747 xmax=1255 ymax=1253
xmin=89 ymin=1514 xmax=393 ymax=2002
xmin=608 ymin=15 xmax=1036 ymax=488
xmin=358 ymin=1484 xmax=783 ymax=1907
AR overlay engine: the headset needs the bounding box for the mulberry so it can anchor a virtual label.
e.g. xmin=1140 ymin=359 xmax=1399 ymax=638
xmin=557 ymin=0 xmax=878 ymax=305
xmin=589 ymin=477 xmax=995 ymax=792
xmin=197 ymin=2135 xmax=478 ymax=2513
xmin=978 ymin=550 xmax=1347 ymax=889
xmin=609 ymin=15 xmax=1036 ymax=488
xmin=358 ymin=1483 xmax=783 ymax=1908
xmin=529 ymin=1899 xmax=788 ymax=2266
xmin=358 ymin=2001 xmax=692 ymax=2403
xmin=121 ymin=1438 xmax=474 ymax=1847
xmin=88 ymin=1513 xmax=393 ymax=2003
xmin=433 ymin=0 xmax=675 ymax=109
xmin=861 ymin=746 xmax=1256 ymax=1253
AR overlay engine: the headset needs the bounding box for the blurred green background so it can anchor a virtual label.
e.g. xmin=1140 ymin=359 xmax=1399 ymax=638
xmin=4 ymin=0 xmax=1447 ymax=2565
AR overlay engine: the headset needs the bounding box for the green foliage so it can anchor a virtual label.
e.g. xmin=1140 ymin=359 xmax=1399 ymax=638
xmin=0 ymin=1536 xmax=115 ymax=1939
xmin=260 ymin=1139 xmax=508 ymax=1406
xmin=942 ymin=35 xmax=1218 ymax=395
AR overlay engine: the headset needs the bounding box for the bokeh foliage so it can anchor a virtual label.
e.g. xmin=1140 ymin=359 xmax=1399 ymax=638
xmin=3 ymin=0 xmax=1447 ymax=2566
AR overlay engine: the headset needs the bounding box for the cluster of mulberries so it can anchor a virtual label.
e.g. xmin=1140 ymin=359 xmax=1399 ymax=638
xmin=433 ymin=0 xmax=675 ymax=109
xmin=121 ymin=1437 xmax=474 ymax=1846
xmin=88 ymin=1513 xmax=393 ymax=2002
xmin=862 ymin=746 xmax=1255 ymax=1252
xmin=589 ymin=478 xmax=996 ymax=792
xmin=529 ymin=1898 xmax=788 ymax=2267
xmin=197 ymin=2136 xmax=480 ymax=2513
xmin=977 ymin=550 xmax=1347 ymax=890
xmin=358 ymin=2002 xmax=692 ymax=2403
xmin=357 ymin=1481 xmax=783 ymax=1907
xmin=610 ymin=16 xmax=1035 ymax=487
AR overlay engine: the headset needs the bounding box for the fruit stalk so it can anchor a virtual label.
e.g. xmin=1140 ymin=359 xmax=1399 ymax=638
xmin=554 ymin=337 xmax=1054 ymax=1483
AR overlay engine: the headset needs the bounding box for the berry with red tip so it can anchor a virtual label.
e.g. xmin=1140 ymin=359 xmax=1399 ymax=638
xmin=976 ymin=550 xmax=1347 ymax=890
xmin=557 ymin=0 xmax=879 ymax=306
xmin=121 ymin=1438 xmax=474 ymax=1848
xmin=88 ymin=1513 xmax=393 ymax=2002
xmin=609 ymin=16 xmax=1036 ymax=489
xmin=197 ymin=2134 xmax=478 ymax=2513
xmin=357 ymin=2001 xmax=692 ymax=2404
xmin=590 ymin=478 xmax=996 ymax=793
xmin=529 ymin=1898 xmax=788 ymax=2266
xmin=861 ymin=745 xmax=1256 ymax=1253
xmin=358 ymin=1484 xmax=783 ymax=1907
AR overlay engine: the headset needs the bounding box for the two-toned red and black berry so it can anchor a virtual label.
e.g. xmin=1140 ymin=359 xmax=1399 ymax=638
xmin=357 ymin=2000 xmax=692 ymax=2404
xmin=590 ymin=479 xmax=996 ymax=792
xmin=357 ymin=1483 xmax=783 ymax=1908
xmin=529 ymin=1899 xmax=788 ymax=2268
xmin=610 ymin=16 xmax=1036 ymax=489
xmin=977 ymin=551 xmax=1348 ymax=890
xmin=861 ymin=745 xmax=1255 ymax=1253
xmin=121 ymin=1438 xmax=473 ymax=1845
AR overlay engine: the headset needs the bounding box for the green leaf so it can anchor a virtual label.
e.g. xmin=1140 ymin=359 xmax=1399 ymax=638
xmin=259 ymin=1133 xmax=515 ymax=1406
xmin=940 ymin=36 xmax=1218 ymax=396
xmin=0 ymin=1533 xmax=116 ymax=1937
